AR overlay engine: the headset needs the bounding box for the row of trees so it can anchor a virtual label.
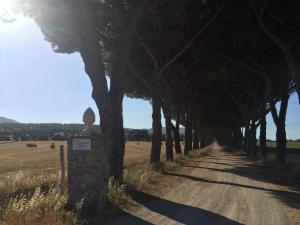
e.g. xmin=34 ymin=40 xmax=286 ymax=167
xmin=25 ymin=0 xmax=300 ymax=181
xmin=17 ymin=0 xmax=299 ymax=212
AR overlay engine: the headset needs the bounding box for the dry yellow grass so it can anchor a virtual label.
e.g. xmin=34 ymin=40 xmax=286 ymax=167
xmin=0 ymin=141 xmax=67 ymax=174
xmin=0 ymin=141 xmax=154 ymax=175
xmin=0 ymin=141 xmax=184 ymax=225
xmin=0 ymin=141 xmax=161 ymax=225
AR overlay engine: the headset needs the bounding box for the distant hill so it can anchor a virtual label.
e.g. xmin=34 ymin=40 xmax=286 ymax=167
xmin=0 ymin=117 xmax=18 ymax=124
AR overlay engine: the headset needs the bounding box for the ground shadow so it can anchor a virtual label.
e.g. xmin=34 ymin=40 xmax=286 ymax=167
xmin=123 ymin=191 xmax=243 ymax=225
xmin=103 ymin=203 xmax=153 ymax=225
xmin=108 ymin=191 xmax=242 ymax=225
xmin=107 ymin=209 xmax=153 ymax=225
xmin=175 ymin=149 xmax=300 ymax=210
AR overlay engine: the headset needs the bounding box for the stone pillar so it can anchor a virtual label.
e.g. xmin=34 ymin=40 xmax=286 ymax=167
xmin=67 ymin=108 xmax=109 ymax=213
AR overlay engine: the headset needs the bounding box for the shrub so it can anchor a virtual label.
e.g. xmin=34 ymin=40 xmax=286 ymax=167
xmin=187 ymin=148 xmax=211 ymax=158
xmin=123 ymin=163 xmax=159 ymax=191
xmin=26 ymin=143 xmax=37 ymax=148
xmin=107 ymin=178 xmax=127 ymax=207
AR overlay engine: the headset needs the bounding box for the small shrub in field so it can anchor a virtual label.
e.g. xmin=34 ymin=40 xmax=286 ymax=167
xmin=188 ymin=148 xmax=211 ymax=158
xmin=108 ymin=177 xmax=127 ymax=207
xmin=26 ymin=143 xmax=37 ymax=148
xmin=123 ymin=163 xmax=159 ymax=191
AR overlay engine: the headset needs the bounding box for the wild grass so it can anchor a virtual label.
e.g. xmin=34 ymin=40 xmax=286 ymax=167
xmin=123 ymin=161 xmax=160 ymax=191
xmin=0 ymin=159 xmax=182 ymax=224
xmin=0 ymin=170 xmax=78 ymax=225
xmin=108 ymin=177 xmax=127 ymax=207
xmin=186 ymin=146 xmax=212 ymax=159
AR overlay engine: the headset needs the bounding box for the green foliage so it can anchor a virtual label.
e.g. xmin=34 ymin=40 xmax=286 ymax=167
xmin=127 ymin=129 xmax=150 ymax=141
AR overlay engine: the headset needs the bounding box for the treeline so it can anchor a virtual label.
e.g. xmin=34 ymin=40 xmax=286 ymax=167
xmin=0 ymin=123 xmax=160 ymax=142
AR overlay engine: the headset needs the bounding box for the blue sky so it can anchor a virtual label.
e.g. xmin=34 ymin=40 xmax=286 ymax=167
xmin=0 ymin=16 xmax=300 ymax=139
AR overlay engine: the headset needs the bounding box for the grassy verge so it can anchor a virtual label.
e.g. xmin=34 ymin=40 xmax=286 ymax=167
xmin=0 ymin=159 xmax=181 ymax=225
xmin=0 ymin=170 xmax=78 ymax=225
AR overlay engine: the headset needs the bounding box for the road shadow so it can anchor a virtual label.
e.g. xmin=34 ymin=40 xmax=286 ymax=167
xmin=108 ymin=191 xmax=242 ymax=225
xmin=107 ymin=209 xmax=153 ymax=225
xmin=174 ymin=149 xmax=300 ymax=210
xmin=103 ymin=203 xmax=153 ymax=225
xmin=122 ymin=191 xmax=243 ymax=225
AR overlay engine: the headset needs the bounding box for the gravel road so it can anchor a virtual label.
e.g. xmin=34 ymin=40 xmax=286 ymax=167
xmin=108 ymin=145 xmax=300 ymax=225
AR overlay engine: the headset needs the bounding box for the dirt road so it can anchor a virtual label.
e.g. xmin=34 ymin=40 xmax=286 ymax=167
xmin=108 ymin=144 xmax=300 ymax=225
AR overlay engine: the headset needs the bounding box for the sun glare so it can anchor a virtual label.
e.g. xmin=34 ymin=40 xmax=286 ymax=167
xmin=0 ymin=0 xmax=13 ymax=12
xmin=0 ymin=0 xmax=20 ymax=22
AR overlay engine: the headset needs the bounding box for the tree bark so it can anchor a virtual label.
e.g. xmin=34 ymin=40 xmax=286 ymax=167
xmin=184 ymin=108 xmax=192 ymax=155
xmin=193 ymin=122 xmax=200 ymax=149
xmin=244 ymin=121 xmax=250 ymax=153
xmin=109 ymin=31 xmax=130 ymax=182
xmin=249 ymin=120 xmax=257 ymax=157
xmin=200 ymin=135 xmax=205 ymax=148
xmin=276 ymin=93 xmax=289 ymax=163
xmin=163 ymin=105 xmax=173 ymax=161
xmin=259 ymin=114 xmax=267 ymax=158
xmin=150 ymin=94 xmax=162 ymax=165
xmin=108 ymin=0 xmax=151 ymax=182
xmin=172 ymin=111 xmax=182 ymax=155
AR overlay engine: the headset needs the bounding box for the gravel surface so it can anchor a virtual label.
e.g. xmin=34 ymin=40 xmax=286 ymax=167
xmin=108 ymin=144 xmax=300 ymax=225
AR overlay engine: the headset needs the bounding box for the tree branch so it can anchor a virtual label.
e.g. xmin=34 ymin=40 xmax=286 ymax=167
xmin=270 ymin=101 xmax=279 ymax=126
xmin=129 ymin=62 xmax=155 ymax=93
xmin=134 ymin=31 xmax=159 ymax=71
xmin=158 ymin=0 xmax=224 ymax=77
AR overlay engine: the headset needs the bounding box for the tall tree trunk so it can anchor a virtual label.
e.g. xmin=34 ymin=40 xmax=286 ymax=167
xmin=184 ymin=108 xmax=192 ymax=155
xmin=193 ymin=121 xmax=200 ymax=149
xmin=200 ymin=135 xmax=205 ymax=148
xmin=260 ymin=114 xmax=267 ymax=158
xmin=109 ymin=32 xmax=130 ymax=182
xmin=150 ymin=94 xmax=162 ymax=165
xmin=108 ymin=0 xmax=151 ymax=182
xmin=171 ymin=111 xmax=182 ymax=155
xmin=244 ymin=121 xmax=250 ymax=153
xmin=163 ymin=105 xmax=173 ymax=161
xmin=238 ymin=128 xmax=243 ymax=148
xmin=249 ymin=120 xmax=257 ymax=157
xmin=276 ymin=93 xmax=289 ymax=163
xmin=184 ymin=118 xmax=190 ymax=155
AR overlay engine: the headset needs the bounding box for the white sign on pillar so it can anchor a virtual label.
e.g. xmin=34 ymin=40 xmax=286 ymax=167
xmin=72 ymin=139 xmax=91 ymax=151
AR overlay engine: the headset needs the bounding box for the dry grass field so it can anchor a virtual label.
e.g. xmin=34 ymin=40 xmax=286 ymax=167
xmin=0 ymin=141 xmax=165 ymax=225
xmin=0 ymin=141 xmax=155 ymax=175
